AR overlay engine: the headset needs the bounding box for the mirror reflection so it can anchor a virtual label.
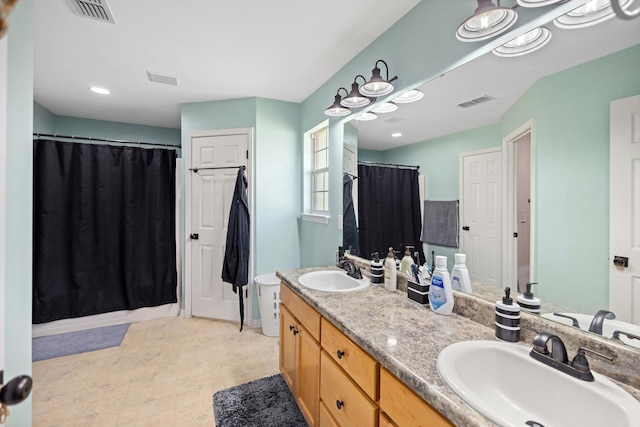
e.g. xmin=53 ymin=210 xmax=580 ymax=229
xmin=344 ymin=16 xmax=640 ymax=348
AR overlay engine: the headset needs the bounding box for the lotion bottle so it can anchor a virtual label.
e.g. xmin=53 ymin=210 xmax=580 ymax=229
xmin=429 ymin=256 xmax=454 ymax=315
xmin=450 ymin=253 xmax=472 ymax=293
xmin=400 ymin=245 xmax=415 ymax=276
xmin=384 ymin=247 xmax=397 ymax=292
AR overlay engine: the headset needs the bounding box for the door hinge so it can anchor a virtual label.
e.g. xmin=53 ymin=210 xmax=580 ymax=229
xmin=462 ymin=226 xmax=470 ymax=231
xmin=513 ymin=232 xmax=518 ymax=238
xmin=246 ymin=150 xmax=249 ymax=159
xmin=190 ymin=233 xmax=199 ymax=240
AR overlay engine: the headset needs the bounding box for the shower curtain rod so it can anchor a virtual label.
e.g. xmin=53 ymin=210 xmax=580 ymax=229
xmin=189 ymin=165 xmax=246 ymax=173
xmin=358 ymin=161 xmax=420 ymax=171
xmin=33 ymin=133 xmax=179 ymax=150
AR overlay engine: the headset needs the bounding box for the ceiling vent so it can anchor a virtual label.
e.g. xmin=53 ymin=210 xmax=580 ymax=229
xmin=147 ymin=72 xmax=179 ymax=86
xmin=457 ymin=95 xmax=496 ymax=109
xmin=384 ymin=116 xmax=405 ymax=124
xmin=65 ymin=0 xmax=116 ymax=24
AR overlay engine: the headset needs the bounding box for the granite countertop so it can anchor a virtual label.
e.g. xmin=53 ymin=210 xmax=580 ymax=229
xmin=277 ymin=266 xmax=501 ymax=427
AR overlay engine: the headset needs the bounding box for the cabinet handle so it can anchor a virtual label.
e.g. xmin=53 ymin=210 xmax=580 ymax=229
xmin=336 ymin=400 xmax=344 ymax=410
xmin=336 ymin=350 xmax=345 ymax=359
xmin=292 ymin=329 xmax=299 ymax=336
xmin=289 ymin=325 xmax=295 ymax=331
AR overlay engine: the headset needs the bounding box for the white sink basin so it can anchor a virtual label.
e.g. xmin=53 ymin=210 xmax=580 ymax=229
xmin=298 ymin=270 xmax=369 ymax=292
xmin=542 ymin=312 xmax=640 ymax=349
xmin=437 ymin=340 xmax=640 ymax=427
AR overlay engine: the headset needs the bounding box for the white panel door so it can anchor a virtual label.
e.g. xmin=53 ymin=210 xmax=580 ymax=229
xmin=343 ymin=144 xmax=358 ymax=224
xmin=0 ymin=34 xmax=7 ymax=384
xmin=610 ymin=94 xmax=640 ymax=325
xmin=191 ymin=131 xmax=249 ymax=321
xmin=461 ymin=149 xmax=502 ymax=288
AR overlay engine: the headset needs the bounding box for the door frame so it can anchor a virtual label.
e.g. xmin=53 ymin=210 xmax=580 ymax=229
xmin=184 ymin=128 xmax=254 ymax=325
xmin=502 ymin=120 xmax=536 ymax=291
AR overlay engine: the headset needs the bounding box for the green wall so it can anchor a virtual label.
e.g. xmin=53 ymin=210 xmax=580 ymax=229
xmin=181 ymin=97 xmax=301 ymax=320
xmin=296 ymin=0 xmax=580 ymax=268
xmin=33 ymin=102 xmax=181 ymax=148
xmin=5 ymin=0 xmax=34 ymax=425
xmin=372 ymin=44 xmax=640 ymax=314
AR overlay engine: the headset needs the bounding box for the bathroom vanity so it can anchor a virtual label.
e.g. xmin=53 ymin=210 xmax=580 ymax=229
xmin=277 ymin=266 xmax=640 ymax=427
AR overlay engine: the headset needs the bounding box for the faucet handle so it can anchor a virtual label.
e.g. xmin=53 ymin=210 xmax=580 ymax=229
xmin=612 ymin=330 xmax=640 ymax=342
xmin=571 ymin=347 xmax=614 ymax=372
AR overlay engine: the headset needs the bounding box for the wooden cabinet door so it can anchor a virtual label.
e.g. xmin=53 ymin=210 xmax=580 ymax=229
xmin=280 ymin=305 xmax=297 ymax=393
xmin=298 ymin=324 xmax=320 ymax=426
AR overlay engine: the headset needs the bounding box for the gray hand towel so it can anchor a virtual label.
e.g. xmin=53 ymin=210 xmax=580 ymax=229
xmin=421 ymin=200 xmax=458 ymax=247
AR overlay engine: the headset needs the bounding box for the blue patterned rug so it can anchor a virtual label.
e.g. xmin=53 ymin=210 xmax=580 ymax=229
xmin=213 ymin=374 xmax=308 ymax=427
xmin=32 ymin=323 xmax=130 ymax=362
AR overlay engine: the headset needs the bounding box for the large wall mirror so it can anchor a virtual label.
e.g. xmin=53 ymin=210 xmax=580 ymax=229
xmin=344 ymin=14 xmax=640 ymax=349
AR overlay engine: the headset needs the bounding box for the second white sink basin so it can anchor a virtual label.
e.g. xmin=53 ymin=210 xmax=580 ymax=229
xmin=437 ymin=340 xmax=640 ymax=427
xmin=298 ymin=270 xmax=369 ymax=292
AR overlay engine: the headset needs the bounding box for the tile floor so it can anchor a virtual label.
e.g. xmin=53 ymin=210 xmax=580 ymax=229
xmin=32 ymin=317 xmax=280 ymax=427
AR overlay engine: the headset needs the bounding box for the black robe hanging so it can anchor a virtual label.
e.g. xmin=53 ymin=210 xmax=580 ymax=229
xmin=222 ymin=167 xmax=250 ymax=331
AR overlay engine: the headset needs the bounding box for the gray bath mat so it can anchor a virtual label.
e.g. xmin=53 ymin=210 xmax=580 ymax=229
xmin=213 ymin=373 xmax=308 ymax=427
xmin=32 ymin=323 xmax=130 ymax=362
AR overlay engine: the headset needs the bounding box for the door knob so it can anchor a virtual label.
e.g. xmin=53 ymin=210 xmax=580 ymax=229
xmin=0 ymin=374 xmax=32 ymax=406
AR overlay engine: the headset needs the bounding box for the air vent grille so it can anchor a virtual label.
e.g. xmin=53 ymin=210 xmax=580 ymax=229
xmin=457 ymin=95 xmax=495 ymax=109
xmin=65 ymin=0 xmax=116 ymax=24
xmin=147 ymin=72 xmax=179 ymax=86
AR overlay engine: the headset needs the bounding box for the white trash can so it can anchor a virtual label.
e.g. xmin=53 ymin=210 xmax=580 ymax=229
xmin=256 ymin=273 xmax=281 ymax=337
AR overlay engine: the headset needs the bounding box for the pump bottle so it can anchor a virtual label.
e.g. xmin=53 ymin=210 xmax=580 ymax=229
xmin=429 ymin=256 xmax=454 ymax=315
xmin=384 ymin=247 xmax=397 ymax=291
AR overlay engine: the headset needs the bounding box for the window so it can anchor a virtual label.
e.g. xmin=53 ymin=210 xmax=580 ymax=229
xmin=310 ymin=127 xmax=329 ymax=213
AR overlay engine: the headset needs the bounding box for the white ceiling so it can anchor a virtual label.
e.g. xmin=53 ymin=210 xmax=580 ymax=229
xmin=34 ymin=0 xmax=420 ymax=129
xmin=352 ymin=16 xmax=640 ymax=151
xmin=33 ymin=1 xmax=640 ymax=150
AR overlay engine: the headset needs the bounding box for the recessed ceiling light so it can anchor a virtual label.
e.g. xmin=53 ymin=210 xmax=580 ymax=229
xmin=90 ymin=86 xmax=110 ymax=95
xmin=392 ymin=132 xmax=402 ymax=138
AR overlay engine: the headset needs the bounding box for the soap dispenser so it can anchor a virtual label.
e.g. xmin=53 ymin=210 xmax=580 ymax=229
xmin=517 ymin=282 xmax=541 ymax=314
xmin=370 ymin=252 xmax=384 ymax=285
xmin=450 ymin=253 xmax=472 ymax=293
xmin=384 ymin=247 xmax=397 ymax=291
xmin=495 ymin=287 xmax=520 ymax=342
xmin=400 ymin=245 xmax=415 ymax=275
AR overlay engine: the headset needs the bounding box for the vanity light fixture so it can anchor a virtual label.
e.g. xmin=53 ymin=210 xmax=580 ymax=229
xmin=456 ymin=0 xmax=518 ymax=42
xmin=341 ymin=75 xmax=373 ymax=108
xmin=393 ymin=88 xmax=424 ymax=104
xmin=359 ymin=60 xmax=398 ymax=97
xmin=354 ymin=112 xmax=378 ymax=121
xmin=554 ymin=0 xmax=633 ymax=29
xmin=371 ymin=102 xmax=398 ymax=114
xmin=90 ymin=86 xmax=110 ymax=95
xmin=324 ymin=87 xmax=351 ymax=117
xmin=492 ymin=26 xmax=552 ymax=57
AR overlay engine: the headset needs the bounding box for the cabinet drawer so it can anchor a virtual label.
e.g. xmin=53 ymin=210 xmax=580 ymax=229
xmin=280 ymin=283 xmax=321 ymax=340
xmin=320 ymin=351 xmax=377 ymax=427
xmin=319 ymin=400 xmax=340 ymax=427
xmin=379 ymin=367 xmax=454 ymax=427
xmin=321 ymin=318 xmax=378 ymax=400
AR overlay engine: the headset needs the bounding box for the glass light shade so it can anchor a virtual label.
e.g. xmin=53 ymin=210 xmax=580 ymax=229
xmin=324 ymin=94 xmax=351 ymax=116
xmin=90 ymin=86 xmax=110 ymax=95
xmin=360 ymin=79 xmax=394 ymax=97
xmin=393 ymin=89 xmax=424 ymax=104
xmin=341 ymin=82 xmax=372 ymax=108
xmin=456 ymin=1 xmax=518 ymax=42
xmin=517 ymin=0 xmax=565 ymax=6
xmin=554 ymin=0 xmax=632 ymax=29
xmin=354 ymin=112 xmax=377 ymax=121
xmin=371 ymin=102 xmax=398 ymax=114
xmin=492 ymin=26 xmax=552 ymax=57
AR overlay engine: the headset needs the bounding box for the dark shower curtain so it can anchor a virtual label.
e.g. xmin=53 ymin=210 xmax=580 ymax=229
xmin=357 ymin=163 xmax=425 ymax=264
xmin=32 ymin=139 xmax=178 ymax=323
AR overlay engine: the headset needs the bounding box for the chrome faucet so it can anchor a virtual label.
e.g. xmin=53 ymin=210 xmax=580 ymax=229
xmin=529 ymin=331 xmax=613 ymax=382
xmin=337 ymin=259 xmax=362 ymax=279
xmin=588 ymin=310 xmax=616 ymax=335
